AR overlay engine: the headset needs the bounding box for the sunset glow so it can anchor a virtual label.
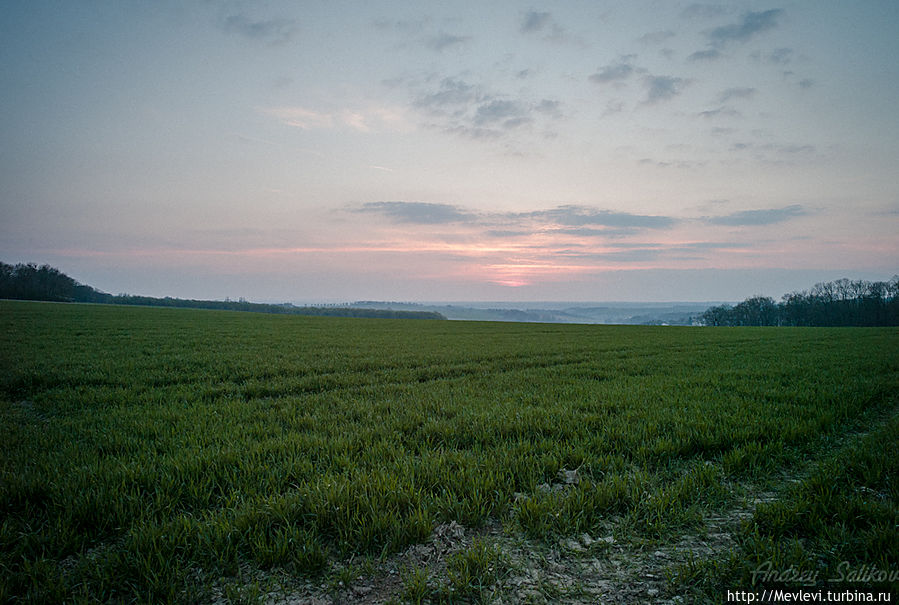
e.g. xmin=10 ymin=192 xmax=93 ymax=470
xmin=2 ymin=2 xmax=897 ymax=302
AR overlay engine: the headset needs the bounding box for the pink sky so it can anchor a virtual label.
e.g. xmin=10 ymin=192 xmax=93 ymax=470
xmin=2 ymin=2 xmax=897 ymax=301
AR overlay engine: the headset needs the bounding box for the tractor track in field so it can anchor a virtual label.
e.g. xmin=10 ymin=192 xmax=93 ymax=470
xmin=214 ymin=402 xmax=898 ymax=605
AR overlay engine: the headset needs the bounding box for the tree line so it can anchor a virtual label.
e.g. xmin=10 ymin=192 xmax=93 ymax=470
xmin=701 ymin=277 xmax=899 ymax=327
xmin=0 ymin=262 xmax=445 ymax=320
xmin=0 ymin=262 xmax=103 ymax=303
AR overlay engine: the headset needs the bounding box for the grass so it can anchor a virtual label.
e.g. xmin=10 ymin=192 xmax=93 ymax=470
xmin=670 ymin=412 xmax=899 ymax=598
xmin=1 ymin=300 xmax=897 ymax=603
xmin=399 ymin=538 xmax=505 ymax=604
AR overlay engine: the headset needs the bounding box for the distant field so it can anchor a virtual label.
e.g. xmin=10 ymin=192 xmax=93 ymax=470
xmin=1 ymin=301 xmax=897 ymax=603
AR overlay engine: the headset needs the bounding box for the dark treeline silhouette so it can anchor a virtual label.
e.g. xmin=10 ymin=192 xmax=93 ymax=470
xmin=702 ymin=277 xmax=899 ymax=327
xmin=0 ymin=262 xmax=445 ymax=320
xmin=0 ymin=262 xmax=103 ymax=302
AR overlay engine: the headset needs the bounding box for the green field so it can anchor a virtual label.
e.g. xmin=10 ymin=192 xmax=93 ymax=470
xmin=1 ymin=301 xmax=897 ymax=603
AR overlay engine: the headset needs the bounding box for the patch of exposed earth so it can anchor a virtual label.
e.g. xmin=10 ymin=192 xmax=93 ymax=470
xmin=211 ymin=469 xmax=760 ymax=605
xmin=212 ymin=405 xmax=898 ymax=604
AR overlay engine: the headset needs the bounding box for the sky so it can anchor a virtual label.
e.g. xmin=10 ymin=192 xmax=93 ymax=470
xmin=2 ymin=1 xmax=897 ymax=303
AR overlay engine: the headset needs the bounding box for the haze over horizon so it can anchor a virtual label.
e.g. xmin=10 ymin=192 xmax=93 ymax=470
xmin=2 ymin=2 xmax=897 ymax=303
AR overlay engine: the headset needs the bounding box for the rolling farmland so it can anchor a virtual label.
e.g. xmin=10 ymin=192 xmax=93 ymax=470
xmin=1 ymin=301 xmax=897 ymax=603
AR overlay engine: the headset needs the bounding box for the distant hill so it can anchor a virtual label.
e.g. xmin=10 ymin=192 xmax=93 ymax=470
xmin=0 ymin=262 xmax=445 ymax=320
xmin=339 ymin=278 xmax=899 ymax=326
xmin=341 ymin=300 xmax=714 ymax=325
xmin=7 ymin=261 xmax=893 ymax=326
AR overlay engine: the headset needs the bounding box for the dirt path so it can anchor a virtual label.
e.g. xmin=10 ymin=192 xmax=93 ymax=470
xmin=217 ymin=404 xmax=898 ymax=604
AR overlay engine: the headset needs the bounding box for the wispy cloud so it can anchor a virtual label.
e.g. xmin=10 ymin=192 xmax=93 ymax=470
xmin=266 ymin=107 xmax=334 ymax=129
xmin=414 ymin=78 xmax=479 ymax=110
xmin=681 ymin=4 xmax=730 ymax=19
xmin=644 ymin=75 xmax=687 ymax=103
xmin=338 ymin=201 xmax=693 ymax=285
xmin=535 ymin=99 xmax=562 ymax=118
xmin=552 ymin=227 xmax=640 ymax=238
xmin=425 ymin=32 xmax=471 ymax=51
xmin=687 ymin=49 xmax=721 ymax=62
xmin=638 ymin=157 xmax=706 ymax=169
xmin=772 ymin=144 xmax=814 ymax=154
xmin=707 ymin=9 xmax=783 ymax=48
xmin=528 ymin=205 xmax=676 ymax=229
xmin=718 ymin=87 xmax=756 ymax=103
xmin=409 ymin=77 xmax=561 ymax=141
xmin=751 ymin=47 xmax=797 ymax=68
xmin=265 ymin=106 xmax=409 ymax=132
xmin=589 ymin=55 xmax=638 ymax=84
xmin=675 ymin=241 xmax=745 ymax=251
xmin=520 ymin=11 xmax=552 ymax=33
xmin=686 ymin=9 xmax=783 ymax=61
xmin=638 ymin=30 xmax=676 ymax=45
xmin=354 ymin=202 xmax=476 ymax=224
xmin=697 ymin=106 xmax=741 ymax=119
xmin=519 ymin=10 xmax=578 ymax=44
xmin=220 ymin=14 xmax=298 ymax=45
xmin=485 ymin=229 xmax=533 ymax=238
xmin=373 ymin=17 xmax=470 ymax=53
xmin=707 ymin=204 xmax=805 ymax=226
xmin=730 ymin=142 xmax=816 ymax=159
xmin=767 ymin=47 xmax=794 ymax=64
xmin=474 ymin=100 xmax=528 ymax=127
xmin=372 ymin=17 xmax=428 ymax=35
xmin=590 ymin=58 xmax=687 ymax=106
xmin=351 ymin=201 xmax=676 ymax=232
